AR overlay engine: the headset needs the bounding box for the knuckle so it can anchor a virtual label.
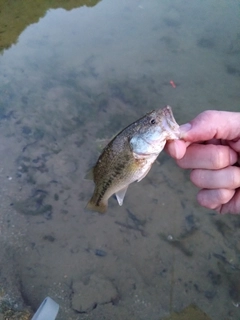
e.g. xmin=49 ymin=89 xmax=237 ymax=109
xmin=197 ymin=189 xmax=233 ymax=209
xmin=197 ymin=190 xmax=216 ymax=209
xmin=190 ymin=170 xmax=203 ymax=187
xmin=216 ymin=189 xmax=234 ymax=205
xmin=217 ymin=190 xmax=229 ymax=204
xmin=176 ymin=158 xmax=188 ymax=169
xmin=211 ymin=146 xmax=228 ymax=169
xmin=200 ymin=110 xmax=214 ymax=119
xmin=196 ymin=190 xmax=206 ymax=206
xmin=199 ymin=110 xmax=216 ymax=123
xmin=230 ymin=167 xmax=240 ymax=188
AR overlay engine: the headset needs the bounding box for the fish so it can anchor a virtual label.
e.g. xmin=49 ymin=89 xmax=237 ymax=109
xmin=86 ymin=105 xmax=180 ymax=213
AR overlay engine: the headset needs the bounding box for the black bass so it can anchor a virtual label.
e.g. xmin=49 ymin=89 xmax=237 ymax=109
xmin=86 ymin=106 xmax=180 ymax=213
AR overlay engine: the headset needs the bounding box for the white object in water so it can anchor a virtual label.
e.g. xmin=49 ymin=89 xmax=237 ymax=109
xmin=31 ymin=297 xmax=59 ymax=320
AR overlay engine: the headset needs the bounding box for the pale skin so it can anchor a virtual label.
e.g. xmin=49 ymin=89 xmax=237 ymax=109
xmin=165 ymin=110 xmax=240 ymax=214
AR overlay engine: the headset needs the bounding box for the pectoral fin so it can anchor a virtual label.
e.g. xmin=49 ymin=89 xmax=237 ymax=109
xmin=96 ymin=138 xmax=110 ymax=151
xmin=137 ymin=166 xmax=152 ymax=182
xmin=115 ymin=186 xmax=128 ymax=206
xmin=84 ymin=168 xmax=94 ymax=180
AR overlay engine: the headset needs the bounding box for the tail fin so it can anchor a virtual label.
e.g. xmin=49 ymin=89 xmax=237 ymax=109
xmin=86 ymin=199 xmax=107 ymax=214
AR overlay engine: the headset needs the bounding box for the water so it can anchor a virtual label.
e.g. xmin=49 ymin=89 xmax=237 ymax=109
xmin=0 ymin=0 xmax=239 ymax=319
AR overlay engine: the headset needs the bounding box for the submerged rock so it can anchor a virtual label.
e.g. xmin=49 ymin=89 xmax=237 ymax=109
xmin=0 ymin=286 xmax=32 ymax=320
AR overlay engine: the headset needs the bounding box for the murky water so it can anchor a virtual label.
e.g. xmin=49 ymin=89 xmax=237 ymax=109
xmin=0 ymin=0 xmax=240 ymax=319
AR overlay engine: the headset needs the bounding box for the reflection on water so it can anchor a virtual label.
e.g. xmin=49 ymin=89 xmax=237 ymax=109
xmin=0 ymin=0 xmax=239 ymax=319
xmin=0 ymin=0 xmax=100 ymax=50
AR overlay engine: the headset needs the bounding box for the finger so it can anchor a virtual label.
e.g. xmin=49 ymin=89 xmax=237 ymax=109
xmin=176 ymin=144 xmax=238 ymax=169
xmin=220 ymin=189 xmax=240 ymax=214
xmin=180 ymin=110 xmax=240 ymax=142
xmin=228 ymin=138 xmax=240 ymax=153
xmin=197 ymin=188 xmax=235 ymax=210
xmin=164 ymin=140 xmax=189 ymax=159
xmin=190 ymin=166 xmax=240 ymax=190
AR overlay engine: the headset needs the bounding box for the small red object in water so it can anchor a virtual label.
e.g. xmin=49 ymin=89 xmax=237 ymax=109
xmin=170 ymin=80 xmax=176 ymax=88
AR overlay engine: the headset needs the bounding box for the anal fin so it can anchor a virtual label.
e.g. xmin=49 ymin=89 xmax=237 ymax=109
xmin=115 ymin=186 xmax=128 ymax=206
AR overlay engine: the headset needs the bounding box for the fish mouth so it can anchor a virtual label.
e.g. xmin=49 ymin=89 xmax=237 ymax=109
xmin=162 ymin=105 xmax=176 ymax=121
xmin=161 ymin=106 xmax=180 ymax=139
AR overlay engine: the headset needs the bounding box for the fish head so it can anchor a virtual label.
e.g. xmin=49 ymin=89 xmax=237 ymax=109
xmin=130 ymin=106 xmax=180 ymax=156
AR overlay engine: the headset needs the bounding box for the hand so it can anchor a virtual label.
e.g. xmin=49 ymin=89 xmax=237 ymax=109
xmin=166 ymin=110 xmax=240 ymax=214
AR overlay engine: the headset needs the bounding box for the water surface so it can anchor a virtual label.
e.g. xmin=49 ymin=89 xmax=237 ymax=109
xmin=0 ymin=0 xmax=240 ymax=319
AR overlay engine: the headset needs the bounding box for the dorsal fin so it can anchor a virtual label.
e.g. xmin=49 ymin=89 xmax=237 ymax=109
xmin=84 ymin=168 xmax=94 ymax=180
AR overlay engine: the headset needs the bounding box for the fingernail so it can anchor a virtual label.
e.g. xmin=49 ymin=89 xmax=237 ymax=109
xmin=179 ymin=123 xmax=192 ymax=138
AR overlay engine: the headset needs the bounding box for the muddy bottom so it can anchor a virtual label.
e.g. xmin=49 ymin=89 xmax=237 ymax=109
xmin=0 ymin=0 xmax=240 ymax=319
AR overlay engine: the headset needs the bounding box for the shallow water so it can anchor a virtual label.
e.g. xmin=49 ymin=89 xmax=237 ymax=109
xmin=0 ymin=0 xmax=240 ymax=319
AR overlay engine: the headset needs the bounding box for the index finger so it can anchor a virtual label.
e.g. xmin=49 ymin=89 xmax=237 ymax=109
xmin=165 ymin=139 xmax=189 ymax=159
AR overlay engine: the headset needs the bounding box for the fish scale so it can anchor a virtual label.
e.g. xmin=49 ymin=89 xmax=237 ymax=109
xmin=86 ymin=106 xmax=180 ymax=213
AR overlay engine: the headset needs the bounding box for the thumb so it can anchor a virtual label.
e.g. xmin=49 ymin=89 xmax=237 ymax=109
xmin=180 ymin=110 xmax=240 ymax=142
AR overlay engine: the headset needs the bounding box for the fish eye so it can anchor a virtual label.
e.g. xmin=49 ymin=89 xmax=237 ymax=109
xmin=150 ymin=118 xmax=156 ymax=124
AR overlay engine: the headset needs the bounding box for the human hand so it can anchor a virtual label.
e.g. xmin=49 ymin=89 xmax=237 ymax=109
xmin=166 ymin=110 xmax=240 ymax=214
